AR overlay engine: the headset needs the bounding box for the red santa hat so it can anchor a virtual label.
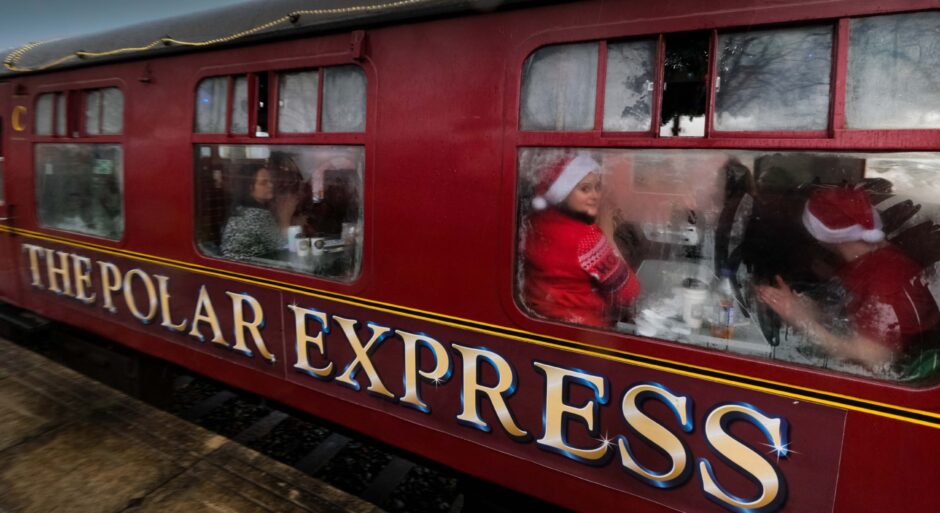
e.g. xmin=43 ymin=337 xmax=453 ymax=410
xmin=531 ymin=151 xmax=600 ymax=210
xmin=802 ymin=186 xmax=884 ymax=244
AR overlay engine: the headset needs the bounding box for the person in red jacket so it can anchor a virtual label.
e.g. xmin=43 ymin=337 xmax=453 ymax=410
xmin=522 ymin=151 xmax=641 ymax=328
xmin=757 ymin=186 xmax=940 ymax=368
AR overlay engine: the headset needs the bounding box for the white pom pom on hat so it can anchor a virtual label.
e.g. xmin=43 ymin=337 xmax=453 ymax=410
xmin=531 ymin=152 xmax=601 ymax=210
xmin=802 ymin=186 xmax=885 ymax=244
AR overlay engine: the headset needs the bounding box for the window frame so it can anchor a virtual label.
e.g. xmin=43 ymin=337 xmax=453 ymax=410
xmin=29 ymin=80 xmax=127 ymax=243
xmin=514 ymin=12 xmax=940 ymax=148
xmin=190 ymin=57 xmax=372 ymax=289
xmin=502 ymin=8 xmax=940 ymax=397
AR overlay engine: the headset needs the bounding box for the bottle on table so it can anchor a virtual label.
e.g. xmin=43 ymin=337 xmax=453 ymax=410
xmin=711 ymin=270 xmax=736 ymax=339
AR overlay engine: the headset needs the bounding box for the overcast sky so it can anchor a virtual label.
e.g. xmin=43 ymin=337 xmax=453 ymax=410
xmin=0 ymin=0 xmax=250 ymax=52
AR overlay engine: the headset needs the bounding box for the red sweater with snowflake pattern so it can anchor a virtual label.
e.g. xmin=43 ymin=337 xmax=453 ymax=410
xmin=523 ymin=209 xmax=640 ymax=328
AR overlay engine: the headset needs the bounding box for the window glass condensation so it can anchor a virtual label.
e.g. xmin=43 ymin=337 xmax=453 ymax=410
xmin=194 ymin=144 xmax=364 ymax=281
xmin=35 ymin=143 xmax=124 ymax=239
xmin=195 ymin=77 xmax=228 ymax=133
xmin=231 ymin=75 xmax=249 ymax=134
xmin=35 ymin=93 xmax=53 ymax=136
xmin=322 ymin=66 xmax=367 ymax=132
xmin=847 ymin=11 xmax=940 ymax=129
xmin=55 ymin=93 xmax=68 ymax=136
xmin=85 ymin=90 xmax=102 ymax=135
xmin=277 ymin=70 xmax=318 ymax=134
xmin=101 ymin=88 xmax=123 ymax=135
xmin=603 ymin=39 xmax=656 ymax=132
xmin=516 ymin=147 xmax=940 ymax=385
xmin=521 ymin=42 xmax=598 ymax=131
xmin=715 ymin=25 xmax=833 ymax=131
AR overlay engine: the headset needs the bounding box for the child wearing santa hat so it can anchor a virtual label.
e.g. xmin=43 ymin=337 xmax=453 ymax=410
xmin=521 ymin=151 xmax=640 ymax=328
xmin=757 ymin=186 xmax=939 ymax=369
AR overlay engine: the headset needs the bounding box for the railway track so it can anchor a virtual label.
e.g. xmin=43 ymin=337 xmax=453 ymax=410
xmin=0 ymin=310 xmax=567 ymax=513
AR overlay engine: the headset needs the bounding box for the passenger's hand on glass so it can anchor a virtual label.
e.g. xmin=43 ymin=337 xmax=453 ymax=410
xmin=755 ymin=275 xmax=816 ymax=327
xmin=273 ymin=193 xmax=301 ymax=228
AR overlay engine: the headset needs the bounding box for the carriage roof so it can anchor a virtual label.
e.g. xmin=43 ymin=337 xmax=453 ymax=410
xmin=2 ymin=0 xmax=537 ymax=76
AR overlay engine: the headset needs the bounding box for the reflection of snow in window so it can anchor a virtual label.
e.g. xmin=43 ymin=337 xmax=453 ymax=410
xmin=101 ymin=88 xmax=124 ymax=135
xmin=85 ymin=90 xmax=101 ymax=135
xmin=34 ymin=94 xmax=54 ymax=136
xmin=231 ymin=76 xmax=249 ymax=134
xmin=194 ymin=77 xmax=227 ymax=133
xmin=521 ymin=43 xmax=598 ymax=131
xmin=56 ymin=94 xmax=67 ymax=136
xmin=715 ymin=25 xmax=832 ymax=131
xmin=322 ymin=66 xmax=367 ymax=133
xmin=278 ymin=70 xmax=318 ymax=134
xmin=603 ymin=40 xmax=655 ymax=132
xmin=847 ymin=11 xmax=940 ymax=129
xmin=658 ymin=115 xmax=704 ymax=137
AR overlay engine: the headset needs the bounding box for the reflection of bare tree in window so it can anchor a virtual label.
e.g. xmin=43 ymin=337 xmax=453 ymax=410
xmin=604 ymin=40 xmax=655 ymax=131
xmin=847 ymin=12 xmax=940 ymax=128
xmin=715 ymin=26 xmax=832 ymax=131
xmin=661 ymin=32 xmax=709 ymax=136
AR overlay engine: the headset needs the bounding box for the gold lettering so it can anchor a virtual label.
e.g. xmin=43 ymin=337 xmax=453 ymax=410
xmin=123 ymin=269 xmax=158 ymax=323
xmin=288 ymin=304 xmax=333 ymax=378
xmin=21 ymin=243 xmax=45 ymax=288
xmin=226 ymin=292 xmax=275 ymax=362
xmin=398 ymin=330 xmax=450 ymax=412
xmin=534 ymin=362 xmax=608 ymax=461
xmin=700 ymin=404 xmax=788 ymax=512
xmin=333 ymin=316 xmax=394 ymax=398
xmin=619 ymin=384 xmax=692 ymax=487
xmin=453 ymin=344 xmax=527 ymax=438
xmin=71 ymin=254 xmax=96 ymax=304
xmin=44 ymin=249 xmax=72 ymax=296
xmin=154 ymin=275 xmax=187 ymax=332
xmin=98 ymin=261 xmax=122 ymax=313
xmin=188 ymin=285 xmax=226 ymax=345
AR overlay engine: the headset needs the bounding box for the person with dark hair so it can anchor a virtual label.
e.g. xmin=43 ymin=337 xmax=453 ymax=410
xmin=269 ymin=151 xmax=305 ymax=227
xmin=522 ymin=151 xmax=640 ymax=328
xmin=757 ymin=186 xmax=940 ymax=368
xmin=220 ymin=164 xmax=285 ymax=260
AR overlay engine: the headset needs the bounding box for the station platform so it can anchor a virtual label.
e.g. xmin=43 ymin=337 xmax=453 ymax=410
xmin=0 ymin=337 xmax=385 ymax=513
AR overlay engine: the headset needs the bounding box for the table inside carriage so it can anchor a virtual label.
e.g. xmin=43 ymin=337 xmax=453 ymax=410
xmin=254 ymin=238 xmax=356 ymax=278
xmin=616 ymin=259 xmax=773 ymax=358
xmin=616 ymin=259 xmax=889 ymax=378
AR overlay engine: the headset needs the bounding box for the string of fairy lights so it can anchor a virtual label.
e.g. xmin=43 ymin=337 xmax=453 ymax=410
xmin=3 ymin=0 xmax=436 ymax=73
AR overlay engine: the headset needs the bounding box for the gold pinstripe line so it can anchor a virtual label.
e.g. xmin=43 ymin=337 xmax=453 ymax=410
xmin=2 ymin=223 xmax=939 ymax=428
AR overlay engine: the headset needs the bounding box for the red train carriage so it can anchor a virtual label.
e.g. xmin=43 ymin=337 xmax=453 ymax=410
xmin=2 ymin=0 xmax=940 ymax=511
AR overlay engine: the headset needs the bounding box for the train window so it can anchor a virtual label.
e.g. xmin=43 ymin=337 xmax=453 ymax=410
xmin=34 ymin=94 xmax=53 ymax=135
xmin=56 ymin=94 xmax=67 ymax=136
xmin=714 ymin=25 xmax=832 ymax=131
xmin=85 ymin=87 xmax=124 ymax=135
xmin=277 ymin=70 xmax=318 ymax=134
xmin=322 ymin=65 xmax=367 ymax=133
xmin=197 ymin=66 xmax=367 ymax=136
xmin=603 ymin=39 xmax=656 ymax=132
xmin=520 ymin=42 xmax=598 ymax=131
xmin=35 ymin=143 xmax=124 ymax=239
xmin=34 ymin=92 xmax=69 ymax=136
xmin=846 ymin=11 xmax=940 ymax=129
xmin=231 ymin=75 xmax=249 ymax=134
xmin=660 ymin=32 xmax=709 ymax=137
xmin=195 ymin=144 xmax=364 ymax=281
xmin=195 ymin=77 xmax=228 ymax=133
xmin=516 ymin=147 xmax=940 ymax=384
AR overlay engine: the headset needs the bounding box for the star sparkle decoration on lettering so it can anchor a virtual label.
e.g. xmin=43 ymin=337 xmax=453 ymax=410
xmin=760 ymin=440 xmax=795 ymax=462
xmin=596 ymin=432 xmax=616 ymax=450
